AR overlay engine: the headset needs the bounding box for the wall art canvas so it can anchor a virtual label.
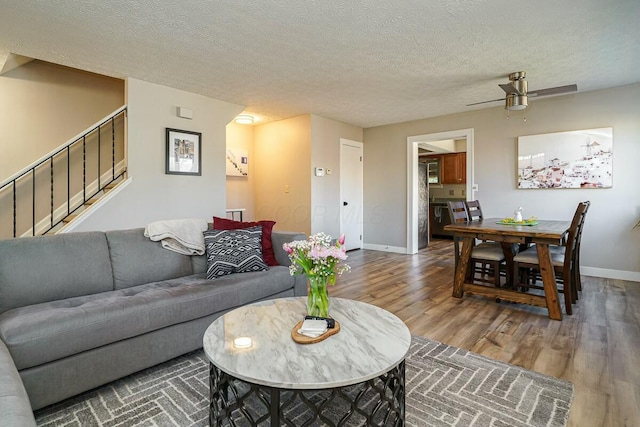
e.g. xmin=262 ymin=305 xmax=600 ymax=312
xmin=226 ymin=148 xmax=248 ymax=176
xmin=517 ymin=127 xmax=612 ymax=189
xmin=166 ymin=128 xmax=201 ymax=176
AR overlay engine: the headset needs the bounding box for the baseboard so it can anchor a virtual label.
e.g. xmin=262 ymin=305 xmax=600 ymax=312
xmin=363 ymin=243 xmax=408 ymax=254
xmin=581 ymin=266 xmax=640 ymax=283
xmin=359 ymin=247 xmax=640 ymax=282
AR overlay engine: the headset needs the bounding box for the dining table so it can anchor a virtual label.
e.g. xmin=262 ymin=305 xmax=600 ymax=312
xmin=444 ymin=218 xmax=572 ymax=320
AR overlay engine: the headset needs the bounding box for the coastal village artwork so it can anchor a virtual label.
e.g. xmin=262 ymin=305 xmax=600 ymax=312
xmin=517 ymin=127 xmax=613 ymax=189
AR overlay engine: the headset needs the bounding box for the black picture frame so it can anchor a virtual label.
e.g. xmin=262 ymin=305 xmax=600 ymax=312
xmin=166 ymin=128 xmax=202 ymax=176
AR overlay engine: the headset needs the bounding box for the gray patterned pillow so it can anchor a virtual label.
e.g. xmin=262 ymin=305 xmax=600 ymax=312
xmin=204 ymin=226 xmax=268 ymax=279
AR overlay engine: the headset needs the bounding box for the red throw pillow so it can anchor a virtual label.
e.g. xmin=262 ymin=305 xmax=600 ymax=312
xmin=212 ymin=216 xmax=278 ymax=266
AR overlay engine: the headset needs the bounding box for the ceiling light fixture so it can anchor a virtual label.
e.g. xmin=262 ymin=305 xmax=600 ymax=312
xmin=505 ymin=94 xmax=528 ymax=111
xmin=235 ymin=114 xmax=254 ymax=125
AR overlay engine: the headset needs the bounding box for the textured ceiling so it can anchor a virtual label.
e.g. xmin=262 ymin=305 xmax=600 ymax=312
xmin=1 ymin=0 xmax=639 ymax=128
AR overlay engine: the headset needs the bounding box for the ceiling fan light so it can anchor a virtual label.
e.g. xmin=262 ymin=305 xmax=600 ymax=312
xmin=506 ymin=94 xmax=528 ymax=111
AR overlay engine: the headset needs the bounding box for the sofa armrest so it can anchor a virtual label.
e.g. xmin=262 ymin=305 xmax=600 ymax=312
xmin=271 ymin=232 xmax=308 ymax=296
xmin=0 ymin=340 xmax=36 ymax=427
xmin=271 ymin=231 xmax=306 ymax=266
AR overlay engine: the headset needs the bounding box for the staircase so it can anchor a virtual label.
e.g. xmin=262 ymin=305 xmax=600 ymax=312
xmin=0 ymin=106 xmax=128 ymax=239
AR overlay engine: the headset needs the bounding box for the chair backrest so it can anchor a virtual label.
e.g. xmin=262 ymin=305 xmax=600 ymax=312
xmin=563 ymin=202 xmax=589 ymax=269
xmin=573 ymin=200 xmax=590 ymax=263
xmin=465 ymin=200 xmax=483 ymax=221
xmin=447 ymin=201 xmax=469 ymax=225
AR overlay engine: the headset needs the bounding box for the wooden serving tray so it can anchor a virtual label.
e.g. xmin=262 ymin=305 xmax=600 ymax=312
xmin=291 ymin=320 xmax=341 ymax=344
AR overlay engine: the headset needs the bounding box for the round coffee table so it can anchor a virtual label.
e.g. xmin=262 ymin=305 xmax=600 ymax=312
xmin=203 ymin=297 xmax=411 ymax=426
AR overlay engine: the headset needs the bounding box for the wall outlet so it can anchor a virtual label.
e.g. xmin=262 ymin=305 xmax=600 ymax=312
xmin=284 ymin=185 xmax=289 ymax=193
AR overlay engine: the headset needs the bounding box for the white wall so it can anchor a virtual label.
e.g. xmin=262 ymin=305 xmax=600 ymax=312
xmin=72 ymin=78 xmax=244 ymax=231
xmin=310 ymin=115 xmax=363 ymax=237
xmin=363 ymin=83 xmax=640 ymax=279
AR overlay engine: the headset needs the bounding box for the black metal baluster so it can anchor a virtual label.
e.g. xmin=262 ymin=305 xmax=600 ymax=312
xmin=32 ymin=169 xmax=35 ymax=236
xmin=50 ymin=157 xmax=55 ymax=230
xmin=98 ymin=126 xmax=101 ymax=192
xmin=67 ymin=146 xmax=70 ymax=217
xmin=13 ymin=180 xmax=17 ymax=238
xmin=112 ymin=116 xmax=116 ymax=180
xmin=83 ymin=136 xmax=86 ymax=203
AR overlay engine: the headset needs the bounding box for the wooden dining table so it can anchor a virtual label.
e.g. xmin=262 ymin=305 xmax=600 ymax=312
xmin=444 ymin=218 xmax=572 ymax=320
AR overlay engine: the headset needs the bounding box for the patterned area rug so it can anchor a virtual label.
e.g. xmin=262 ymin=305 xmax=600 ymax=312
xmin=35 ymin=336 xmax=573 ymax=426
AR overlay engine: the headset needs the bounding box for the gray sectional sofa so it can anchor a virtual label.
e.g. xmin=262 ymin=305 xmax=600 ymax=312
xmin=0 ymin=227 xmax=307 ymax=425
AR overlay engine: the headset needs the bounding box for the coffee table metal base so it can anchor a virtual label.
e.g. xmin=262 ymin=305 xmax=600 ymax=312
xmin=209 ymin=362 xmax=406 ymax=426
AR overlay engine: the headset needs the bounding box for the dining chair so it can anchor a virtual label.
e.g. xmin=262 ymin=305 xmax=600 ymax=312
xmin=464 ymin=200 xmax=509 ymax=278
xmin=447 ymin=201 xmax=505 ymax=287
xmin=512 ymin=201 xmax=589 ymax=315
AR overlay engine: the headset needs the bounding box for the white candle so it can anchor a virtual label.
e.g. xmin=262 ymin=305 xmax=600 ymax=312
xmin=233 ymin=336 xmax=253 ymax=349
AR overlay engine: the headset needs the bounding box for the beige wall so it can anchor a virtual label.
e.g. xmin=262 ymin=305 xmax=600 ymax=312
xmin=0 ymin=60 xmax=124 ymax=181
xmin=363 ymin=83 xmax=640 ymax=278
xmin=310 ymin=114 xmax=363 ymax=237
xmin=254 ymin=115 xmax=312 ymax=234
xmin=251 ymin=114 xmax=362 ymax=235
xmin=226 ymin=122 xmax=255 ymax=220
xmin=72 ymin=78 xmax=244 ymax=231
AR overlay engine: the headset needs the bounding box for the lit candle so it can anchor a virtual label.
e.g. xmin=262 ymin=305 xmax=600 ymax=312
xmin=233 ymin=336 xmax=253 ymax=349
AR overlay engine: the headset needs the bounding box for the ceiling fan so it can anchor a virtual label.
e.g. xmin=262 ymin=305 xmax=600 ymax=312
xmin=467 ymin=71 xmax=577 ymax=110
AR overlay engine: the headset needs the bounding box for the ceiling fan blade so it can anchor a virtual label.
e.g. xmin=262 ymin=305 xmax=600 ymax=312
xmin=499 ymin=83 xmax=524 ymax=96
xmin=528 ymin=84 xmax=577 ymax=98
xmin=466 ymin=98 xmax=506 ymax=106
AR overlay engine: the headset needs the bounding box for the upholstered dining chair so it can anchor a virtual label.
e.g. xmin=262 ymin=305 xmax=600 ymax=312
xmin=512 ymin=201 xmax=590 ymax=315
xmin=464 ymin=200 xmax=510 ymax=280
xmin=447 ymin=201 xmax=505 ymax=287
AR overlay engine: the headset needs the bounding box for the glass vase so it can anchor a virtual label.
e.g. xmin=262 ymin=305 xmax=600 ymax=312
xmin=307 ymin=275 xmax=330 ymax=318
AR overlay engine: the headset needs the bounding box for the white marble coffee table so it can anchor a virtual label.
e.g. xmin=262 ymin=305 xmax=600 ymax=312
xmin=203 ymin=297 xmax=411 ymax=426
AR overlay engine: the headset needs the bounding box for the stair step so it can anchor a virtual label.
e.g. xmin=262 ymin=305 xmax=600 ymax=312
xmin=84 ymin=198 xmax=98 ymax=205
xmin=104 ymin=183 xmax=117 ymax=191
xmin=62 ymin=214 xmax=78 ymax=223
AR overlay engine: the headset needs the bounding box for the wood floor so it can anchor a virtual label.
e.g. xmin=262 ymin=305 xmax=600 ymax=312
xmin=330 ymin=239 xmax=640 ymax=427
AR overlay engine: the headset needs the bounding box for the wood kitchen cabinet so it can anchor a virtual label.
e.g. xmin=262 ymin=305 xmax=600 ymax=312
xmin=441 ymin=152 xmax=466 ymax=184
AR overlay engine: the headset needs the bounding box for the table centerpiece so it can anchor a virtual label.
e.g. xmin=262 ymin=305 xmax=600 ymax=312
xmin=283 ymin=233 xmax=350 ymax=317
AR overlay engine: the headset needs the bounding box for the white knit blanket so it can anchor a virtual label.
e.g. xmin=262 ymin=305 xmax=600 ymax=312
xmin=144 ymin=218 xmax=208 ymax=255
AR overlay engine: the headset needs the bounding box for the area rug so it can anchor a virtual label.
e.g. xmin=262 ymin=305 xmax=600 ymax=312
xmin=34 ymin=336 xmax=573 ymax=427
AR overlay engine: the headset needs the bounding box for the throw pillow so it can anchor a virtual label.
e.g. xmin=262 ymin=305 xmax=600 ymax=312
xmin=212 ymin=216 xmax=278 ymax=266
xmin=204 ymin=227 xmax=269 ymax=279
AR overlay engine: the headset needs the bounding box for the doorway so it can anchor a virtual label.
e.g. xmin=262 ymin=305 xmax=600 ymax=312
xmin=340 ymin=139 xmax=363 ymax=250
xmin=406 ymin=129 xmax=474 ymax=254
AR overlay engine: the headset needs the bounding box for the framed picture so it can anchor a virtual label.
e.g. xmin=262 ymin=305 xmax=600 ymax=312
xmin=517 ymin=127 xmax=612 ymax=189
xmin=226 ymin=148 xmax=248 ymax=176
xmin=166 ymin=128 xmax=202 ymax=176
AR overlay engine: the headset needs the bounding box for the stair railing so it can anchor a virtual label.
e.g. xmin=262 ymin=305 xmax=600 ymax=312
xmin=0 ymin=106 xmax=127 ymax=238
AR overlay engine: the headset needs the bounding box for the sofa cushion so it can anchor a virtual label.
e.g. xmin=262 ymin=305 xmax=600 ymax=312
xmin=0 ymin=267 xmax=295 ymax=370
xmin=204 ymin=227 xmax=269 ymax=279
xmin=0 ymin=232 xmax=114 ymax=315
xmin=105 ymin=229 xmax=194 ymax=290
xmin=213 ymin=216 xmax=278 ymax=266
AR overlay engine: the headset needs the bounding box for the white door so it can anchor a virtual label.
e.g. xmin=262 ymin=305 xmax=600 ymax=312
xmin=340 ymin=139 xmax=363 ymax=250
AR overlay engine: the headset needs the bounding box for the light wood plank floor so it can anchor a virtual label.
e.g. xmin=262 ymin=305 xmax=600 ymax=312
xmin=330 ymin=239 xmax=640 ymax=427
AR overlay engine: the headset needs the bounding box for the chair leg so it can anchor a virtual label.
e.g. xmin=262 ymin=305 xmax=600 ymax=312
xmin=493 ymin=261 xmax=500 ymax=287
xmin=562 ymin=267 xmax=572 ymax=315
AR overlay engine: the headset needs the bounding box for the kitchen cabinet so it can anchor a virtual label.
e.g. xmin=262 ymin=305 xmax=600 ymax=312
xmin=442 ymin=152 xmax=466 ymax=184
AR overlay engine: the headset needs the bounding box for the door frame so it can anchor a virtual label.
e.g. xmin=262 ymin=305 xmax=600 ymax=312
xmin=406 ymin=129 xmax=475 ymax=254
xmin=340 ymin=138 xmax=364 ymax=250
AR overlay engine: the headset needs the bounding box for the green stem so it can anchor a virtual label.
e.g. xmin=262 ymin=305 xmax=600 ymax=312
xmin=307 ymin=276 xmax=329 ymax=317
